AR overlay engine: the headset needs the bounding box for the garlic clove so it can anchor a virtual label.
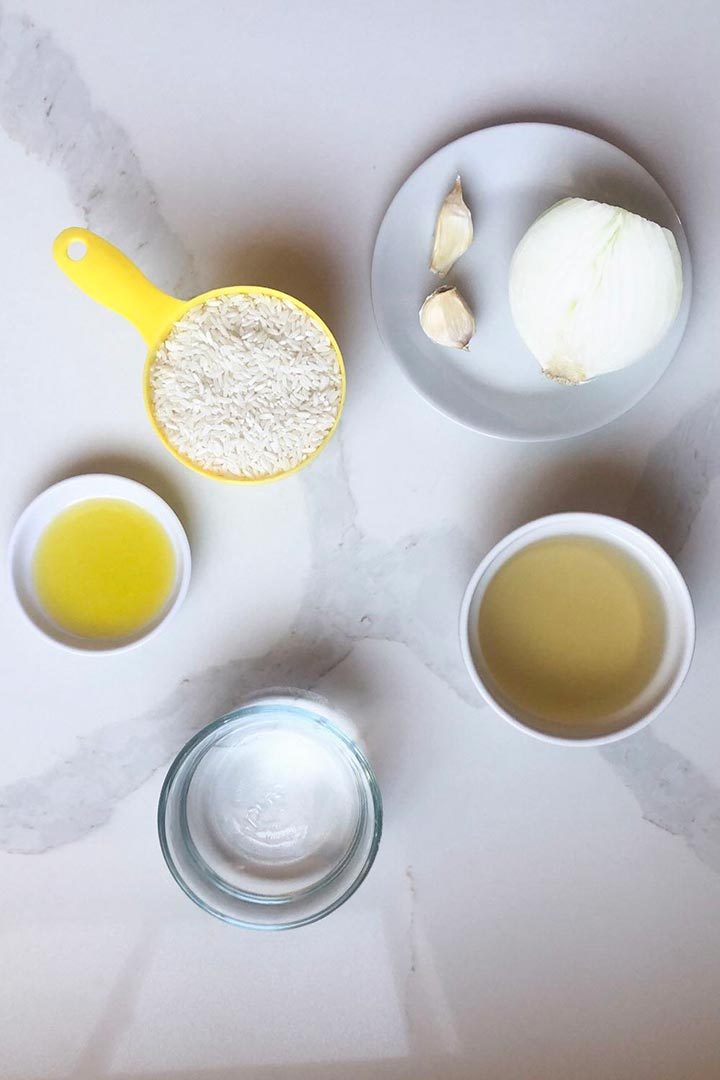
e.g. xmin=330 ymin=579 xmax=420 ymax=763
xmin=430 ymin=175 xmax=474 ymax=276
xmin=419 ymin=285 xmax=475 ymax=350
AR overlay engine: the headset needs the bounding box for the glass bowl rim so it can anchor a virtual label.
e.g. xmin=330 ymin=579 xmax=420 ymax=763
xmin=157 ymin=697 xmax=383 ymax=930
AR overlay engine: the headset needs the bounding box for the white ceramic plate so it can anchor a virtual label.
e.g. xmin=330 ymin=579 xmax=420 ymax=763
xmin=371 ymin=123 xmax=692 ymax=441
xmin=8 ymin=474 xmax=191 ymax=652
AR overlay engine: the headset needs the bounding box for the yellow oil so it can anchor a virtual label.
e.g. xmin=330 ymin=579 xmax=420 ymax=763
xmin=33 ymin=498 xmax=176 ymax=640
xmin=478 ymin=536 xmax=666 ymax=727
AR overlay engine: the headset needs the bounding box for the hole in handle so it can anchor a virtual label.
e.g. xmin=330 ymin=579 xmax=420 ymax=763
xmin=67 ymin=239 xmax=87 ymax=261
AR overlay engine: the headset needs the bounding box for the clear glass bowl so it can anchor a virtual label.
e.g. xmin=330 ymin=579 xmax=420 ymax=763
xmin=158 ymin=693 xmax=382 ymax=929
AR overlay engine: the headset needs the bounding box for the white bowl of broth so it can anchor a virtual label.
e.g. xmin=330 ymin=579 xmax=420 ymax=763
xmin=8 ymin=474 xmax=191 ymax=652
xmin=460 ymin=514 xmax=695 ymax=745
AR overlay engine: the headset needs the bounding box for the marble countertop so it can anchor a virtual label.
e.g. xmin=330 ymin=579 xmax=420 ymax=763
xmin=2 ymin=1 xmax=720 ymax=1077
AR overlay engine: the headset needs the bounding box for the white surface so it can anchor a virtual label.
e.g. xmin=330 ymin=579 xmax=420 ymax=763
xmin=8 ymin=473 xmax=191 ymax=651
xmin=460 ymin=513 xmax=695 ymax=744
xmin=1 ymin=2 xmax=720 ymax=1079
xmin=372 ymin=123 xmax=692 ymax=440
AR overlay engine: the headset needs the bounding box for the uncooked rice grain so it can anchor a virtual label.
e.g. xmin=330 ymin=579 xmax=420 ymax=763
xmin=149 ymin=293 xmax=342 ymax=478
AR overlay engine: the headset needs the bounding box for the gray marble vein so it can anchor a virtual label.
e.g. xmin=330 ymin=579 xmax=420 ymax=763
xmin=1 ymin=6 xmax=719 ymax=878
xmin=624 ymin=388 xmax=720 ymax=563
xmin=0 ymin=7 xmax=194 ymax=294
xmin=595 ymin=400 xmax=720 ymax=875
xmin=602 ymin=729 xmax=720 ymax=874
xmin=0 ymin=2 xmax=478 ymax=854
xmin=405 ymin=865 xmax=418 ymax=978
xmin=72 ymin=923 xmax=159 ymax=1075
xmin=0 ymin=438 xmax=478 ymax=853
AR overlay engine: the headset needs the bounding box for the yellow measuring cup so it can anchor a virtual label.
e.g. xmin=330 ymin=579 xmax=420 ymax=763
xmin=52 ymin=228 xmax=346 ymax=483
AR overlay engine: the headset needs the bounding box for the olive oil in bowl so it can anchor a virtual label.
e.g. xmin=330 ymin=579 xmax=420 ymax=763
xmin=33 ymin=498 xmax=176 ymax=642
xmin=477 ymin=535 xmax=668 ymax=736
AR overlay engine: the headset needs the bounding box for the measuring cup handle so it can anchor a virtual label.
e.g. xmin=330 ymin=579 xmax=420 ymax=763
xmin=53 ymin=228 xmax=185 ymax=346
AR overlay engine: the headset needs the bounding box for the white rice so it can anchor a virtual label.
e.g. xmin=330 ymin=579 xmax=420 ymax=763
xmin=149 ymin=293 xmax=342 ymax=479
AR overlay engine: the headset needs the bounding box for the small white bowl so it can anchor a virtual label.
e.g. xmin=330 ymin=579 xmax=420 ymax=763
xmin=460 ymin=513 xmax=695 ymax=746
xmin=8 ymin=474 xmax=191 ymax=653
